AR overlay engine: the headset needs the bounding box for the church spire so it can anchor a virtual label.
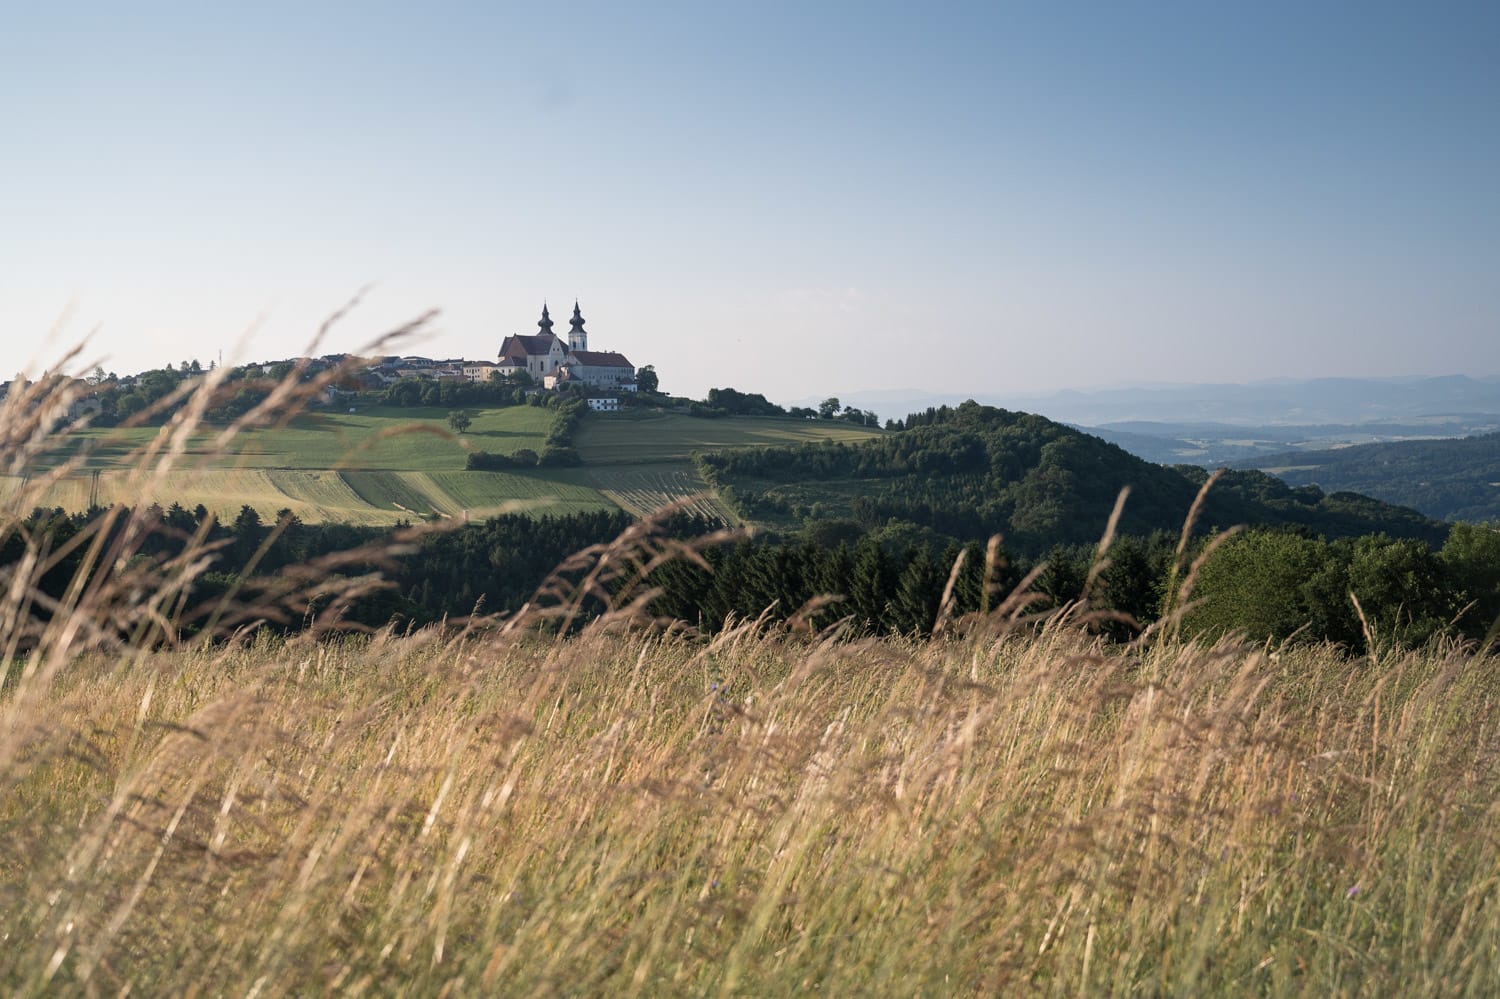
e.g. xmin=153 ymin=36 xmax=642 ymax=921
xmin=537 ymin=303 xmax=555 ymax=337
xmin=568 ymin=300 xmax=588 ymax=352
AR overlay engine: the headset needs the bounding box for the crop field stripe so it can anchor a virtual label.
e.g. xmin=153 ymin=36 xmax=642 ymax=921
xmin=265 ymin=469 xmax=371 ymax=520
xmin=426 ymin=470 xmax=618 ymax=517
xmin=339 ymin=471 xmax=420 ymax=513
xmin=394 ymin=473 xmax=459 ymax=517
xmin=584 ymin=463 xmax=739 ymax=522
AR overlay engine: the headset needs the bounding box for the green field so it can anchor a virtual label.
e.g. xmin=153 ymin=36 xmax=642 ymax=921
xmin=35 ymin=405 xmax=558 ymax=472
xmin=571 ymin=412 xmax=885 ymax=522
xmin=574 ymin=410 xmax=885 ymax=465
xmin=6 ymin=405 xmax=884 ymax=524
xmin=5 ymin=406 xmax=580 ymax=524
xmin=0 ymin=466 xmax=614 ymax=526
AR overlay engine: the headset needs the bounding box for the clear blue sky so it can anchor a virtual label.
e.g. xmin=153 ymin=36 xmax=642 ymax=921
xmin=3 ymin=1 xmax=1497 ymax=404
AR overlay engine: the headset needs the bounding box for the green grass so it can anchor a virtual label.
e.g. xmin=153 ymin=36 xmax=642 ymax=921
xmin=335 ymin=470 xmax=613 ymax=520
xmin=41 ymin=405 xmax=559 ymax=472
xmin=13 ymin=406 xmax=883 ymax=524
xmin=339 ymin=468 xmax=442 ymax=515
xmin=421 ymin=470 xmax=615 ymax=517
xmin=7 ymin=406 xmax=602 ymax=524
xmin=575 ymin=410 xmax=885 ymax=465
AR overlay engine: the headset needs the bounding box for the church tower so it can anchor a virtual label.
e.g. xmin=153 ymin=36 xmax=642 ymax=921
xmin=568 ymin=301 xmax=589 ymax=352
xmin=537 ymin=303 xmax=555 ymax=338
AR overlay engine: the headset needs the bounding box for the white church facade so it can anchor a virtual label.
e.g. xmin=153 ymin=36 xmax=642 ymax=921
xmin=495 ymin=303 xmax=636 ymax=392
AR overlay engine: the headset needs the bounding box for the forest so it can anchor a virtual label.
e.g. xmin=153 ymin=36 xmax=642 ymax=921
xmin=699 ymin=401 xmax=1446 ymax=553
xmin=8 ymin=498 xmax=1497 ymax=653
xmin=3 ymin=503 xmax=637 ymax=637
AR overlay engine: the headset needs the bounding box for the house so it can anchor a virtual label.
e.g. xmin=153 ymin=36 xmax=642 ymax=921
xmin=586 ymin=397 xmax=621 ymax=412
xmin=462 ymin=361 xmax=497 ymax=383
xmin=497 ymin=303 xmax=635 ymax=389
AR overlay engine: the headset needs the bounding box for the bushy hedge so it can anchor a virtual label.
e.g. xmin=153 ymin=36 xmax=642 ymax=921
xmin=467 ymin=449 xmax=539 ymax=470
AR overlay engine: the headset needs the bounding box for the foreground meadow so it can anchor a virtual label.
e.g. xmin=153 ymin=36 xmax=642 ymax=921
xmin=4 ymin=622 xmax=1499 ymax=995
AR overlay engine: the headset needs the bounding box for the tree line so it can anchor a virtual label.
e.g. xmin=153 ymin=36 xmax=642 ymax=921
xmin=5 ymin=501 xmax=1496 ymax=651
xmin=2 ymin=503 xmax=638 ymax=635
xmin=643 ymin=520 xmax=1500 ymax=651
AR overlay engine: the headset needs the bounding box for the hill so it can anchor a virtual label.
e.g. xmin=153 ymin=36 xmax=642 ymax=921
xmin=1236 ymin=432 xmax=1500 ymax=522
xmin=1 ymin=405 xmax=611 ymax=525
xmin=3 ymin=403 xmax=884 ymax=525
xmin=698 ymin=401 xmax=1446 ymax=553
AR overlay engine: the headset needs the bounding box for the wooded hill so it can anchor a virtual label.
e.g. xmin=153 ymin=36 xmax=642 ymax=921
xmin=698 ymin=401 xmax=1447 ymax=554
xmin=1236 ymin=432 xmax=1500 ymax=523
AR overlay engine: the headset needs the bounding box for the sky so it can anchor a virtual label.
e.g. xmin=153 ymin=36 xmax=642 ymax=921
xmin=3 ymin=1 xmax=1498 ymax=407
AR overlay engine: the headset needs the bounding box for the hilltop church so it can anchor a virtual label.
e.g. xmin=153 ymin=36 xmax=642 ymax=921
xmin=496 ymin=303 xmax=636 ymax=392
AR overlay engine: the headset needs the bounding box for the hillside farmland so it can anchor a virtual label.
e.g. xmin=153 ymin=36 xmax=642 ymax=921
xmin=6 ymin=404 xmax=883 ymax=525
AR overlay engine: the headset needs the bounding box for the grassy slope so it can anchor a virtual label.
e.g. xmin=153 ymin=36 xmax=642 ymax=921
xmin=7 ymin=626 xmax=1500 ymax=993
xmin=575 ymin=410 xmax=885 ymax=464
xmin=574 ymin=411 xmax=886 ymax=523
xmin=2 ymin=405 xmax=885 ymax=524
xmin=28 ymin=405 xmax=556 ymax=470
xmin=0 ymin=406 xmax=605 ymax=523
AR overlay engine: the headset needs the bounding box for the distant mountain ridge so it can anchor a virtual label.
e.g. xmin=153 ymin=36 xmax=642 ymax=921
xmin=1077 ymin=416 xmax=1500 ymax=466
xmin=801 ymin=375 xmax=1500 ymax=430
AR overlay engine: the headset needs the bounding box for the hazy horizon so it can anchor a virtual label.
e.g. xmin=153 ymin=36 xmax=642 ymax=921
xmin=5 ymin=2 xmax=1498 ymax=401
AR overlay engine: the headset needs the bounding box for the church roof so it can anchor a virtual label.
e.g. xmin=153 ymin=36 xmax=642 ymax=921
xmin=499 ymin=333 xmax=564 ymax=360
xmin=567 ymin=349 xmax=634 ymax=368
